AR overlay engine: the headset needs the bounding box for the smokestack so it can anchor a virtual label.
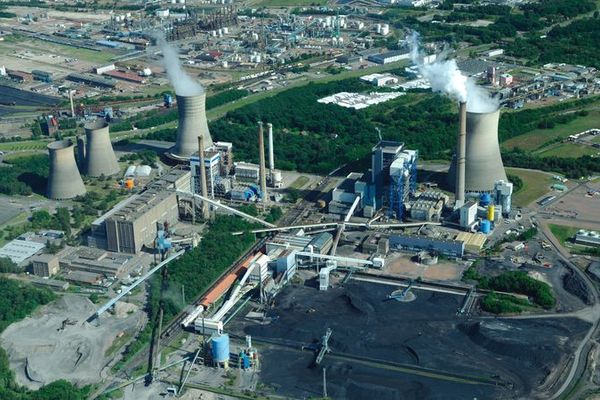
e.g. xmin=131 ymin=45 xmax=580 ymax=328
xmin=68 ymin=90 xmax=75 ymax=117
xmin=47 ymin=139 xmax=86 ymax=200
xmin=197 ymin=136 xmax=210 ymax=220
xmin=258 ymin=122 xmax=268 ymax=202
xmin=83 ymin=119 xmax=120 ymax=177
xmin=169 ymin=93 xmax=213 ymax=160
xmin=267 ymin=123 xmax=275 ymax=174
xmin=455 ymin=102 xmax=466 ymax=207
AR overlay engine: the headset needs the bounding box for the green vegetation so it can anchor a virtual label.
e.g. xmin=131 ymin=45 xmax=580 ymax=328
xmin=206 ymin=89 xmax=250 ymax=110
xmin=503 ymin=149 xmax=600 ymax=179
xmin=252 ymin=0 xmax=326 ymax=7
xmin=482 ymin=271 xmax=555 ymax=309
xmin=507 ymin=18 xmax=600 ymax=68
xmin=119 ymin=150 xmax=158 ymax=167
xmin=505 ymin=168 xmax=554 ymax=207
xmin=0 ymin=155 xmax=49 ymax=195
xmin=535 ymin=143 xmax=597 ymax=159
xmin=548 ymin=223 xmax=579 ymax=246
xmin=502 ymin=110 xmax=600 ymax=151
xmin=0 ymin=278 xmax=90 ymax=399
xmin=211 ymin=79 xmax=457 ymax=173
xmin=0 ymin=257 xmax=19 ymax=273
xmin=480 ymin=292 xmax=531 ymax=314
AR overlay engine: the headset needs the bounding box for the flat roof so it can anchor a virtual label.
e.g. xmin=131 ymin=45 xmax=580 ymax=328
xmin=0 ymin=239 xmax=45 ymax=264
xmin=455 ymin=232 xmax=487 ymax=250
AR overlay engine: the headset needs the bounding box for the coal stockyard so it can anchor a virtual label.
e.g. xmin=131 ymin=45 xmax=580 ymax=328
xmin=228 ymin=279 xmax=590 ymax=400
xmin=0 ymin=85 xmax=61 ymax=107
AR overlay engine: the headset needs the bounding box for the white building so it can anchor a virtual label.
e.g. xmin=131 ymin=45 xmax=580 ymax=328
xmin=360 ymin=73 xmax=399 ymax=87
xmin=459 ymin=201 xmax=478 ymax=230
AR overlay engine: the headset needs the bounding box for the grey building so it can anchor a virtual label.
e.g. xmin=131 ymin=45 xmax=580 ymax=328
xmin=389 ymin=234 xmax=464 ymax=257
xmin=31 ymin=253 xmax=60 ymax=277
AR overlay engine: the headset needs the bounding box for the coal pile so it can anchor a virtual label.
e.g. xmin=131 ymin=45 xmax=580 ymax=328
xmin=230 ymin=280 xmax=591 ymax=399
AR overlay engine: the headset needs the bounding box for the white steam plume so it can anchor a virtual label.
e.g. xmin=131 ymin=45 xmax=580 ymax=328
xmin=154 ymin=34 xmax=203 ymax=96
xmin=408 ymin=32 xmax=498 ymax=113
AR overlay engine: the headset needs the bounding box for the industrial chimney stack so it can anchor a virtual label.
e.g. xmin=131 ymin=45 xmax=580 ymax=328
xmin=197 ymin=136 xmax=210 ymax=220
xmin=83 ymin=119 xmax=120 ymax=177
xmin=267 ymin=122 xmax=275 ymax=176
xmin=455 ymin=102 xmax=467 ymax=207
xmin=47 ymin=139 xmax=86 ymax=200
xmin=258 ymin=122 xmax=268 ymax=201
xmin=169 ymin=93 xmax=213 ymax=160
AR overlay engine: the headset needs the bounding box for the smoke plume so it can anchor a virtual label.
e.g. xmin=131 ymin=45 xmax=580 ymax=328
xmin=408 ymin=32 xmax=498 ymax=113
xmin=155 ymin=34 xmax=203 ymax=96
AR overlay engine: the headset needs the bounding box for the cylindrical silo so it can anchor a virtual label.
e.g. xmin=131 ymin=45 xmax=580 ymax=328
xmin=83 ymin=119 xmax=120 ymax=177
xmin=464 ymin=109 xmax=507 ymax=193
xmin=211 ymin=334 xmax=230 ymax=366
xmin=47 ymin=139 xmax=86 ymax=200
xmin=170 ymin=93 xmax=213 ymax=160
xmin=487 ymin=205 xmax=495 ymax=222
xmin=480 ymin=219 xmax=491 ymax=234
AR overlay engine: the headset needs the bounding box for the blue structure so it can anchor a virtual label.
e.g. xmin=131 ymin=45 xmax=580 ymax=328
xmin=163 ymin=94 xmax=173 ymax=108
xmin=389 ymin=234 xmax=464 ymax=258
xmin=480 ymin=220 xmax=491 ymax=234
xmin=211 ymin=334 xmax=230 ymax=363
xmin=249 ymin=184 xmax=263 ymax=199
xmin=479 ymin=193 xmax=491 ymax=207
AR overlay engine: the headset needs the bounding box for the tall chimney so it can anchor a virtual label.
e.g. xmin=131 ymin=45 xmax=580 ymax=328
xmin=456 ymin=101 xmax=467 ymax=208
xmin=69 ymin=90 xmax=75 ymax=117
xmin=197 ymin=136 xmax=210 ymax=220
xmin=258 ymin=122 xmax=268 ymax=202
xmin=267 ymin=122 xmax=275 ymax=175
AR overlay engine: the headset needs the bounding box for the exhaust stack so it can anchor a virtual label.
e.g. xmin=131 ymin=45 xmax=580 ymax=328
xmin=170 ymin=93 xmax=213 ymax=160
xmin=197 ymin=136 xmax=210 ymax=220
xmin=83 ymin=119 xmax=120 ymax=177
xmin=258 ymin=122 xmax=268 ymax=202
xmin=267 ymin=123 xmax=275 ymax=174
xmin=455 ymin=101 xmax=467 ymax=207
xmin=47 ymin=139 xmax=86 ymax=200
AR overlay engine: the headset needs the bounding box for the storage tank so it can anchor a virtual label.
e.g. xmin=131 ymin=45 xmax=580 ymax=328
xmin=479 ymin=193 xmax=491 ymax=207
xmin=487 ymin=205 xmax=495 ymax=222
xmin=124 ymin=179 xmax=134 ymax=189
xmin=211 ymin=334 xmax=230 ymax=364
xmin=169 ymin=93 xmax=213 ymax=160
xmin=480 ymin=219 xmax=491 ymax=234
xmin=83 ymin=119 xmax=120 ymax=177
xmin=47 ymin=139 xmax=86 ymax=200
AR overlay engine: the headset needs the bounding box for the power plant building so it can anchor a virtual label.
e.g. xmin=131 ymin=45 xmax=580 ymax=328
xmin=98 ymin=168 xmax=190 ymax=254
xmin=389 ymin=234 xmax=464 ymax=258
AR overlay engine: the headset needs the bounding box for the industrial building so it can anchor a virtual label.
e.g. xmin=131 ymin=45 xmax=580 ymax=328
xmin=389 ymin=234 xmax=465 ymax=258
xmin=30 ymin=253 xmax=60 ymax=277
xmin=66 ymin=73 xmax=117 ymax=88
xmin=59 ymin=247 xmax=138 ymax=277
xmin=367 ymin=50 xmax=410 ymax=65
xmin=92 ymin=168 xmax=190 ymax=254
xmin=32 ymin=70 xmax=53 ymax=83
xmin=575 ymin=230 xmax=600 ymax=247
xmin=0 ymin=238 xmax=46 ymax=265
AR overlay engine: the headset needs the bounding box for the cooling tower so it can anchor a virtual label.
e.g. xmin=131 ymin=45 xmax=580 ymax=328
xmin=47 ymin=139 xmax=86 ymax=200
xmin=169 ymin=93 xmax=213 ymax=160
xmin=448 ymin=108 xmax=507 ymax=194
xmin=464 ymin=109 xmax=507 ymax=192
xmin=83 ymin=119 xmax=119 ymax=177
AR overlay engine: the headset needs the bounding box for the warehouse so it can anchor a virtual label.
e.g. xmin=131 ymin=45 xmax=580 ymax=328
xmin=32 ymin=70 xmax=53 ymax=83
xmin=67 ymin=73 xmax=117 ymax=88
xmin=389 ymin=234 xmax=464 ymax=258
xmin=368 ymin=50 xmax=410 ymax=65
xmin=30 ymin=253 xmax=60 ymax=277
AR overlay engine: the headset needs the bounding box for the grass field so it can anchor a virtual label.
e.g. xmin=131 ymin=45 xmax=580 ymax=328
xmin=548 ymin=223 xmax=579 ymax=245
xmin=535 ymin=142 xmax=598 ymax=158
xmin=0 ymin=140 xmax=50 ymax=152
xmin=506 ymin=167 xmax=554 ymax=207
xmin=502 ymin=110 xmax=600 ymax=151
